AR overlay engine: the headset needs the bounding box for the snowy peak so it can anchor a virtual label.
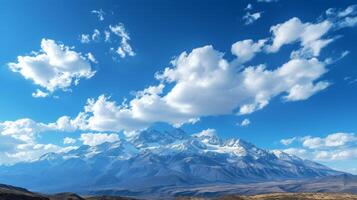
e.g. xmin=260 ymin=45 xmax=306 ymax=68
xmin=1 ymin=129 xmax=342 ymax=194
xmin=128 ymin=128 xmax=188 ymax=147
xmin=192 ymin=129 xmax=221 ymax=145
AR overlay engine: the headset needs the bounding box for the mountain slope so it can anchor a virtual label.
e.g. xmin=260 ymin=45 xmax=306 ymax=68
xmin=0 ymin=129 xmax=342 ymax=197
xmin=168 ymin=174 xmax=357 ymax=198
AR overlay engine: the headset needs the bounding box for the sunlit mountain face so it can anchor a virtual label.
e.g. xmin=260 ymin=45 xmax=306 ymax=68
xmin=0 ymin=0 xmax=357 ymax=199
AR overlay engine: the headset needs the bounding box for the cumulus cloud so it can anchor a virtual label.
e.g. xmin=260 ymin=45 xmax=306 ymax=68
xmin=267 ymin=17 xmax=333 ymax=58
xmin=3 ymin=7 xmax=355 ymax=164
xmin=0 ymin=118 xmax=50 ymax=143
xmin=280 ymin=132 xmax=357 ymax=162
xmin=63 ymin=45 xmax=329 ymax=133
xmin=0 ymin=119 xmax=72 ymax=164
xmin=302 ymin=132 xmax=356 ymax=149
xmin=8 ymin=39 xmax=96 ymax=96
xmin=80 ymin=133 xmax=119 ymax=146
xmin=91 ymin=9 xmax=105 ymax=21
xmin=60 ymin=13 xmax=353 ymax=133
xmin=231 ymin=39 xmax=266 ymax=64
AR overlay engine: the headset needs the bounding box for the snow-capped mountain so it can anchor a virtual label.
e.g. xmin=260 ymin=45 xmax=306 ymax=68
xmin=0 ymin=129 xmax=341 ymax=196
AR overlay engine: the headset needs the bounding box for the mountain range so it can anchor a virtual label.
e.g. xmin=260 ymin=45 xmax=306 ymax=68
xmin=0 ymin=129 xmax=346 ymax=198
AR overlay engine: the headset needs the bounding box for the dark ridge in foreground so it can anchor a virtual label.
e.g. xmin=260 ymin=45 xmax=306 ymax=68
xmin=1 ymin=181 xmax=357 ymax=200
xmin=0 ymin=184 xmax=136 ymax=200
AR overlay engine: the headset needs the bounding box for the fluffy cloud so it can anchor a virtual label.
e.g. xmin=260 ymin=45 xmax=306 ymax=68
xmin=8 ymin=39 xmax=96 ymax=95
xmin=231 ymin=39 xmax=266 ymax=63
xmin=0 ymin=118 xmax=51 ymax=143
xmin=0 ymin=119 xmax=75 ymax=164
xmin=280 ymin=133 xmax=357 ymax=162
xmin=3 ymin=8 xmax=354 ymax=164
xmin=80 ymin=133 xmax=119 ymax=146
xmin=65 ymin=45 xmax=328 ymax=133
xmin=109 ymin=23 xmax=135 ymax=58
xmin=302 ymin=132 xmax=356 ymax=149
xmin=267 ymin=17 xmax=333 ymax=58
xmin=64 ymin=13 xmax=347 ymax=132
xmin=326 ymin=5 xmax=357 ymax=29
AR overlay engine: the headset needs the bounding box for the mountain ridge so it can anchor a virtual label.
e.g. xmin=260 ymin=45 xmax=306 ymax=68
xmin=0 ymin=129 xmax=344 ymax=197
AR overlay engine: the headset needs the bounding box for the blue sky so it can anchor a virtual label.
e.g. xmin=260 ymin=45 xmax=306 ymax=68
xmin=0 ymin=0 xmax=357 ymax=173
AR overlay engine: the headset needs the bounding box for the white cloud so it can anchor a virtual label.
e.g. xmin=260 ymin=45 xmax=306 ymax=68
xmin=64 ymin=45 xmax=328 ymax=133
xmin=92 ymin=29 xmax=100 ymax=41
xmin=91 ymin=9 xmax=105 ymax=21
xmin=3 ymin=9 xmax=354 ymax=164
xmin=338 ymin=16 xmax=357 ymax=28
xmin=80 ymin=29 xmax=101 ymax=43
xmin=0 ymin=118 xmax=50 ymax=143
xmin=86 ymin=52 xmax=97 ymax=63
xmin=280 ymin=132 xmax=357 ymax=163
xmin=231 ymin=39 xmax=266 ymax=63
xmin=315 ymin=148 xmax=357 ymax=160
xmin=8 ymin=39 xmax=96 ymax=95
xmin=109 ymin=23 xmax=135 ymax=58
xmin=326 ymin=5 xmax=357 ymax=29
xmin=4 ymin=143 xmax=62 ymax=164
xmin=104 ymin=30 xmax=111 ymax=42
xmin=245 ymin=4 xmax=253 ymax=11
xmin=32 ymin=89 xmax=49 ymax=98
xmin=280 ymin=137 xmax=296 ymax=145
xmin=302 ymin=132 xmax=356 ymax=149
xmin=79 ymin=23 xmax=135 ymax=59
xmin=80 ymin=34 xmax=90 ymax=43
xmin=63 ymin=137 xmax=76 ymax=145
xmin=80 ymin=133 xmax=119 ymax=146
xmin=0 ymin=119 xmax=73 ymax=164
xmin=239 ymin=119 xmax=251 ymax=127
xmin=283 ymin=81 xmax=330 ymax=101
xmin=267 ymin=17 xmax=333 ymax=58
xmin=243 ymin=11 xmax=262 ymax=25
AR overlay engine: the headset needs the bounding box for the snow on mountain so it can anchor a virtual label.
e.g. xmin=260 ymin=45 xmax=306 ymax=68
xmin=0 ymin=129 xmax=342 ymax=194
